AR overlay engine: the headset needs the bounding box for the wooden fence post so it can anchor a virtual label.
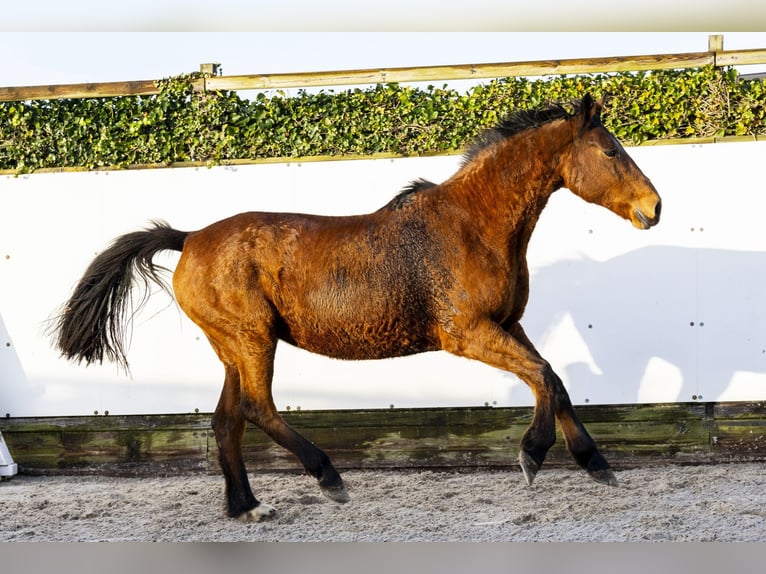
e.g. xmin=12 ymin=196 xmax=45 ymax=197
xmin=709 ymin=34 xmax=724 ymax=67
xmin=199 ymin=63 xmax=221 ymax=76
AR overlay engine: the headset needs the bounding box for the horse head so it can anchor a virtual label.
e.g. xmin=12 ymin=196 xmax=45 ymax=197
xmin=562 ymin=94 xmax=661 ymax=230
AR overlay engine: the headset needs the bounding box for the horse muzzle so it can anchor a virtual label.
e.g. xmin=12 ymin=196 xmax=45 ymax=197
xmin=632 ymin=199 xmax=661 ymax=230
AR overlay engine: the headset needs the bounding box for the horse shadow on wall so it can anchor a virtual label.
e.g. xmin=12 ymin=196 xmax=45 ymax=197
xmin=516 ymin=245 xmax=766 ymax=405
xmin=0 ymin=314 xmax=32 ymax=416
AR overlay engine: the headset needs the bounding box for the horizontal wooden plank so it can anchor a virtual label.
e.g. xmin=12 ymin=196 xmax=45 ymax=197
xmin=716 ymin=48 xmax=766 ymax=67
xmin=0 ymin=413 xmax=212 ymax=432
xmin=711 ymin=401 xmax=766 ymax=419
xmin=707 ymin=402 xmax=766 ymax=460
xmin=712 ymin=422 xmax=766 ymax=456
xmin=204 ymin=53 xmax=716 ymax=92
xmin=1 ymin=135 xmax=762 ymax=178
xmin=1 ymin=48 xmax=751 ymax=103
xmin=2 ymin=402 xmax=764 ymax=476
xmin=1 ymin=413 xmax=212 ymax=474
xmin=0 ymin=79 xmax=163 ymax=102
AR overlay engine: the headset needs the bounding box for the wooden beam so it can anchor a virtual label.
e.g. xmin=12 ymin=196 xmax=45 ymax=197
xmin=199 ymin=63 xmax=221 ymax=76
xmin=0 ymin=40 xmax=764 ymax=103
xmin=203 ymin=52 xmax=715 ymax=92
xmin=0 ymin=49 xmax=739 ymax=103
xmin=0 ymin=79 xmax=162 ymax=102
xmin=2 ymin=402 xmax=764 ymax=476
xmin=715 ymin=48 xmax=766 ymax=67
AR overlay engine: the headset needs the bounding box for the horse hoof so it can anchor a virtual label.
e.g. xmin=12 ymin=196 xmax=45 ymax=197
xmin=238 ymin=502 xmax=278 ymax=523
xmin=518 ymin=451 xmax=540 ymax=486
xmin=321 ymin=484 xmax=350 ymax=503
xmin=588 ymin=468 xmax=619 ymax=487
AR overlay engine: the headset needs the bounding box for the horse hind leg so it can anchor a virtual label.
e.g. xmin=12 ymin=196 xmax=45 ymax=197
xmin=235 ymin=335 xmax=350 ymax=505
xmin=212 ymin=363 xmax=277 ymax=522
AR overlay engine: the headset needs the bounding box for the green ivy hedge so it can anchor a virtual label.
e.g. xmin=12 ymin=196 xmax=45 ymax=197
xmin=0 ymin=66 xmax=764 ymax=173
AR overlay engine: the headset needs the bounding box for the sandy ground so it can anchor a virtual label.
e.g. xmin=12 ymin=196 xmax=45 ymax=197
xmin=2 ymin=463 xmax=766 ymax=542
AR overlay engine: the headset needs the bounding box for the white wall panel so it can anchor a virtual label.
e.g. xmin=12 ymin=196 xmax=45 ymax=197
xmin=1 ymin=142 xmax=765 ymax=416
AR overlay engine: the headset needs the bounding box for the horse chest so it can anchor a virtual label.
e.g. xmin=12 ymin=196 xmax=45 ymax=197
xmin=452 ymin=237 xmax=531 ymax=323
xmin=486 ymin=272 xmax=529 ymax=325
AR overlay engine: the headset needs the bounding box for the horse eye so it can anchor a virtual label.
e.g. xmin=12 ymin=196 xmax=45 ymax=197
xmin=604 ymin=148 xmax=617 ymax=158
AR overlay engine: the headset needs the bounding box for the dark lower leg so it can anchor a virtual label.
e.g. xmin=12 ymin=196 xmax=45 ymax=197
xmin=277 ymin=424 xmax=346 ymax=497
xmin=214 ymin=415 xmax=259 ymax=516
xmin=519 ymin=363 xmax=615 ymax=486
xmin=213 ymin=365 xmax=263 ymax=517
xmin=453 ymin=320 xmax=615 ymax=486
xmin=554 ymin=399 xmax=616 ymax=485
xmin=546 ymin=366 xmax=617 ymax=485
xmin=241 ymin=399 xmax=348 ymax=502
xmin=518 ymin=400 xmax=557 ymax=485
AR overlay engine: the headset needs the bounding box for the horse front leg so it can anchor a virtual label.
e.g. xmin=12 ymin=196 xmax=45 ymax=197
xmin=212 ymin=363 xmax=277 ymax=522
xmin=441 ymin=318 xmax=616 ymax=486
xmin=506 ymin=323 xmax=617 ymax=486
xmin=519 ymin=361 xmax=617 ymax=485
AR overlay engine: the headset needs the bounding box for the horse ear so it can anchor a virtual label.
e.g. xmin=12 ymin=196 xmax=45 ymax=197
xmin=580 ymin=93 xmax=602 ymax=132
xmin=582 ymin=93 xmax=594 ymax=113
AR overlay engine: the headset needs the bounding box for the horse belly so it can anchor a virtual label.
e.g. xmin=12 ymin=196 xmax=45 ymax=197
xmin=279 ymin=301 xmax=438 ymax=361
xmin=269 ymin=220 xmax=440 ymax=360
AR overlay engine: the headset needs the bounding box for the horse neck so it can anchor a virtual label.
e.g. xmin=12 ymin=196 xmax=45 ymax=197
xmin=445 ymin=120 xmax=572 ymax=244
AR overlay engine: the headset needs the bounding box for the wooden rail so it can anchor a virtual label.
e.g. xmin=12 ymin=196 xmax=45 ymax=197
xmin=1 ymin=35 xmax=765 ymax=103
xmin=2 ymin=402 xmax=765 ymax=476
xmin=203 ymin=52 xmax=716 ymax=92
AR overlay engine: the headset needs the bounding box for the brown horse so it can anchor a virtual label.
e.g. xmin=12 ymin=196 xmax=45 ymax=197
xmin=54 ymin=94 xmax=661 ymax=521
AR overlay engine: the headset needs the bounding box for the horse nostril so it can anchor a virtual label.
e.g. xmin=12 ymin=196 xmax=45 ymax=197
xmin=655 ymin=199 xmax=662 ymax=219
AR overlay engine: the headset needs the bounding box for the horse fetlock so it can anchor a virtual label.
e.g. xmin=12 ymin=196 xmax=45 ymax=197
xmin=519 ymin=430 xmax=552 ymax=486
xmin=520 ymin=427 xmax=555 ymax=461
xmin=315 ymin=461 xmax=344 ymax=488
xmin=237 ymin=502 xmax=278 ymax=523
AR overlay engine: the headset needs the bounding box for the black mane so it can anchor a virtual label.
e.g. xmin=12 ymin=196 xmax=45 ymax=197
xmin=383 ymin=99 xmax=586 ymax=209
xmin=383 ymin=178 xmax=437 ymax=210
xmin=463 ymin=99 xmax=582 ymax=163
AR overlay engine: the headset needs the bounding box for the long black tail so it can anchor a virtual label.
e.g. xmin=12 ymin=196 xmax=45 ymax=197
xmin=53 ymin=220 xmax=189 ymax=371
